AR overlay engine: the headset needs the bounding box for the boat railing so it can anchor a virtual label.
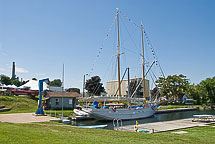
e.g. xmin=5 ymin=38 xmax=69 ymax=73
xmin=113 ymin=119 xmax=123 ymax=131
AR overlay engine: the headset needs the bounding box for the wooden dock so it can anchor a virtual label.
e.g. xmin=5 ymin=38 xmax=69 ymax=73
xmin=117 ymin=118 xmax=214 ymax=133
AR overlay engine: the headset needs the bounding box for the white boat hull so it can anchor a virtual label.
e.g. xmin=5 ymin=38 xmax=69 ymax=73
xmin=74 ymin=109 xmax=89 ymax=116
xmin=88 ymin=107 xmax=157 ymax=120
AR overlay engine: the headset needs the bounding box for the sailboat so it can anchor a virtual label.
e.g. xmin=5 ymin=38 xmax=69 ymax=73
xmin=83 ymin=8 xmax=157 ymax=120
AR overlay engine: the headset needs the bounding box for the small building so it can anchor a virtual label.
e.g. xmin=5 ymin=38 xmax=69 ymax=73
xmin=44 ymin=92 xmax=80 ymax=110
xmin=49 ymin=86 xmax=63 ymax=92
xmin=106 ymin=78 xmax=150 ymax=100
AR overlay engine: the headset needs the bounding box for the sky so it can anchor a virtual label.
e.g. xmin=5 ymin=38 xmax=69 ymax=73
xmin=0 ymin=0 xmax=215 ymax=89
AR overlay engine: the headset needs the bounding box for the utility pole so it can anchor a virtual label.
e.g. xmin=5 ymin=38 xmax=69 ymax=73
xmin=83 ymin=75 xmax=85 ymax=97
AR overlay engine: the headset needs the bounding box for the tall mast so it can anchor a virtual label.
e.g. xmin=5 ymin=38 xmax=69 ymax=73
xmin=141 ymin=23 xmax=146 ymax=107
xmin=116 ymin=8 xmax=121 ymax=97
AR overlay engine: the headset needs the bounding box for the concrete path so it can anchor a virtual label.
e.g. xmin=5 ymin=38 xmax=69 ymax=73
xmin=118 ymin=118 xmax=213 ymax=133
xmin=0 ymin=113 xmax=60 ymax=123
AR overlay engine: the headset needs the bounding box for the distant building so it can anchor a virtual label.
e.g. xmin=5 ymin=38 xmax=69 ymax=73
xmin=106 ymin=78 xmax=150 ymax=100
xmin=49 ymin=86 xmax=63 ymax=92
xmin=44 ymin=92 xmax=80 ymax=110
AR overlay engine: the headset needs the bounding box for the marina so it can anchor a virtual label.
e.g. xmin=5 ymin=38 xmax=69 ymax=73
xmin=70 ymin=109 xmax=215 ymax=130
xmin=0 ymin=1 xmax=215 ymax=143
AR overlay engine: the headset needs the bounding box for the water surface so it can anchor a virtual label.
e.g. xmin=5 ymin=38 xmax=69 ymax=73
xmin=70 ymin=110 xmax=215 ymax=130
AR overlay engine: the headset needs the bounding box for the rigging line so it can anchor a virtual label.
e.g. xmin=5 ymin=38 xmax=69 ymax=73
xmin=92 ymin=55 xmax=115 ymax=96
xmin=90 ymin=53 xmax=115 ymax=95
xmin=114 ymin=68 xmax=128 ymax=96
xmin=143 ymin=30 xmax=165 ymax=78
xmin=130 ymin=61 xmax=155 ymax=98
xmin=89 ymin=15 xmax=117 ymax=76
xmin=145 ymin=61 xmax=157 ymax=86
xmin=119 ymin=10 xmax=141 ymax=29
xmin=122 ymin=47 xmax=142 ymax=57
xmin=119 ymin=10 xmax=165 ymax=78
xmin=93 ymin=56 xmax=118 ymax=96
xmin=119 ymin=15 xmax=140 ymax=52
xmin=145 ymin=59 xmax=158 ymax=83
xmin=92 ymin=81 xmax=102 ymax=96
xmin=148 ymin=71 xmax=157 ymax=87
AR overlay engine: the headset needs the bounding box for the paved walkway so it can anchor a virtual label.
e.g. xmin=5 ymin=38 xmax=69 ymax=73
xmin=118 ymin=118 xmax=213 ymax=133
xmin=0 ymin=113 xmax=60 ymax=123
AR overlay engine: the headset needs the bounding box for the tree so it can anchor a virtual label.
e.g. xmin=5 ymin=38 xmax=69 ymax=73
xmin=11 ymin=79 xmax=22 ymax=87
xmin=32 ymin=78 xmax=37 ymax=80
xmin=0 ymin=75 xmax=12 ymax=85
xmin=21 ymin=80 xmax=29 ymax=86
xmin=198 ymin=77 xmax=215 ymax=104
xmin=49 ymin=79 xmax=62 ymax=87
xmin=186 ymin=84 xmax=201 ymax=104
xmin=156 ymin=74 xmax=190 ymax=103
xmin=129 ymin=78 xmax=143 ymax=98
xmin=66 ymin=88 xmax=80 ymax=94
xmin=85 ymin=76 xmax=105 ymax=96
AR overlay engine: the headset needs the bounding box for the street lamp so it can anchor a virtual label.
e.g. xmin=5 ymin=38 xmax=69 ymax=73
xmin=83 ymin=74 xmax=88 ymax=97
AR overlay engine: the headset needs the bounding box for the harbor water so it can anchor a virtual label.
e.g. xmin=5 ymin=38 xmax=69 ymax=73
xmin=70 ymin=110 xmax=215 ymax=130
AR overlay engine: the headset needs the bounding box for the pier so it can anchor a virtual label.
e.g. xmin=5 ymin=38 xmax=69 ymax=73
xmin=117 ymin=118 xmax=215 ymax=133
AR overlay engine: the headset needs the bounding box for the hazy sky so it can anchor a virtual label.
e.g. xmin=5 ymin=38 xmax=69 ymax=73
xmin=0 ymin=0 xmax=214 ymax=89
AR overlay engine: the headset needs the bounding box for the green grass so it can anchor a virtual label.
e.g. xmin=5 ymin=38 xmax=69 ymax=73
xmin=44 ymin=110 xmax=74 ymax=117
xmin=0 ymin=122 xmax=215 ymax=144
xmin=159 ymin=105 xmax=202 ymax=110
xmin=0 ymin=95 xmax=73 ymax=116
xmin=0 ymin=95 xmax=37 ymax=113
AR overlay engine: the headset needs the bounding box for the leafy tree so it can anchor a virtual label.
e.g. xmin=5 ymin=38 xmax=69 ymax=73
xmin=198 ymin=77 xmax=215 ymax=104
xmin=129 ymin=78 xmax=143 ymax=98
xmin=11 ymin=79 xmax=22 ymax=87
xmin=156 ymin=74 xmax=190 ymax=103
xmin=0 ymin=75 xmax=12 ymax=85
xmin=49 ymin=79 xmax=62 ymax=87
xmin=186 ymin=84 xmax=201 ymax=104
xmin=21 ymin=80 xmax=29 ymax=86
xmin=85 ymin=76 xmax=105 ymax=96
xmin=66 ymin=88 xmax=80 ymax=94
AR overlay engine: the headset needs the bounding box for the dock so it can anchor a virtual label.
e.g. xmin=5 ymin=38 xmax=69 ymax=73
xmin=117 ymin=118 xmax=214 ymax=133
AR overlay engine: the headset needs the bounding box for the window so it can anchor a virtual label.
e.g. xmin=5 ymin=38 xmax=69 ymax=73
xmin=69 ymin=99 xmax=73 ymax=105
xmin=55 ymin=98 xmax=59 ymax=105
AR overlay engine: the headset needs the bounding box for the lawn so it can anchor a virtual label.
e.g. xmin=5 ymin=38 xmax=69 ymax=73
xmin=0 ymin=122 xmax=214 ymax=144
xmin=44 ymin=110 xmax=74 ymax=117
xmin=0 ymin=95 xmax=37 ymax=113
xmin=0 ymin=95 xmax=73 ymax=116
xmin=159 ymin=105 xmax=202 ymax=110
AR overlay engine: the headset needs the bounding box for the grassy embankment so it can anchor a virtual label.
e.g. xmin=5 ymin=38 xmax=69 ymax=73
xmin=159 ymin=105 xmax=202 ymax=110
xmin=0 ymin=122 xmax=215 ymax=144
xmin=0 ymin=95 xmax=73 ymax=116
xmin=0 ymin=95 xmax=37 ymax=113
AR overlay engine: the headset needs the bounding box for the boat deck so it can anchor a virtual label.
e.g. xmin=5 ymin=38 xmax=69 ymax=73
xmin=117 ymin=118 xmax=215 ymax=133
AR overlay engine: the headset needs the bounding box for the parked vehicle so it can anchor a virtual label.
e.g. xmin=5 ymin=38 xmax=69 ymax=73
xmin=0 ymin=86 xmax=13 ymax=96
xmin=0 ymin=86 xmax=7 ymax=95
xmin=184 ymin=99 xmax=195 ymax=105
xmin=10 ymin=88 xmax=39 ymax=96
